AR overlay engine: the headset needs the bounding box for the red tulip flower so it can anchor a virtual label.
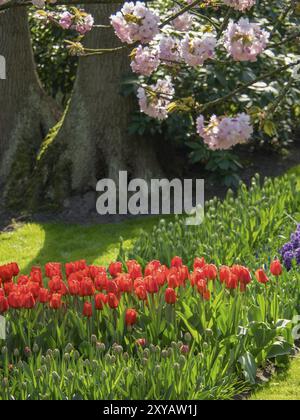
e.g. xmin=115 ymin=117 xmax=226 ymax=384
xmin=0 ymin=296 xmax=9 ymax=314
xmin=83 ymin=302 xmax=93 ymax=318
xmin=49 ymin=293 xmax=62 ymax=310
xmin=95 ymin=294 xmax=104 ymax=310
xmin=107 ymin=293 xmax=119 ymax=309
xmin=125 ymin=308 xmax=138 ymax=326
xmin=109 ymin=262 xmax=123 ymax=278
xmin=171 ymin=256 xmax=183 ymax=268
xmin=270 ymin=260 xmax=283 ymax=277
xmin=255 ymin=269 xmax=269 ymax=285
xmin=135 ymin=285 xmax=147 ymax=301
xmin=165 ymin=288 xmax=177 ymax=304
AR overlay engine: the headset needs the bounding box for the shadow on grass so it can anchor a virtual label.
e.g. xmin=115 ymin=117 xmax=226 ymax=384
xmin=0 ymin=215 xmax=168 ymax=274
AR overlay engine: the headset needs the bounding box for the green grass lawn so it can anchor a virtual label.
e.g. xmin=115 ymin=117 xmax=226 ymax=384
xmin=0 ymin=216 xmax=165 ymax=273
xmin=251 ymin=357 xmax=300 ymax=400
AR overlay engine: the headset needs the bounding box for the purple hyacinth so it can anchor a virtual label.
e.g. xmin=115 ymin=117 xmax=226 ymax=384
xmin=280 ymin=224 xmax=300 ymax=270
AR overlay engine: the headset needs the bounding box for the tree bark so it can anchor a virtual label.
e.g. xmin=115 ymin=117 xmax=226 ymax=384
xmin=22 ymin=3 xmax=163 ymax=213
xmin=0 ymin=8 xmax=59 ymax=195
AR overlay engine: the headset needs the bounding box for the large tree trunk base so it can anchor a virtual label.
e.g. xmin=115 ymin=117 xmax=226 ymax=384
xmin=8 ymin=4 xmax=163 ymax=214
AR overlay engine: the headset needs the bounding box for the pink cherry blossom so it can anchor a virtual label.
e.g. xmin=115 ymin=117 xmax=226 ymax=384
xmin=224 ymin=18 xmax=269 ymax=62
xmin=110 ymin=2 xmax=160 ymax=44
xmin=137 ymin=77 xmax=175 ymax=120
xmin=130 ymin=45 xmax=160 ymax=76
xmin=181 ymin=34 xmax=217 ymax=67
xmin=196 ymin=113 xmax=253 ymax=150
xmin=224 ymin=0 xmax=256 ymax=12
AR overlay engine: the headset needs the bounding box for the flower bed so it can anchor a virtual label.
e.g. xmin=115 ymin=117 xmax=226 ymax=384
xmin=0 ymin=254 xmax=299 ymax=400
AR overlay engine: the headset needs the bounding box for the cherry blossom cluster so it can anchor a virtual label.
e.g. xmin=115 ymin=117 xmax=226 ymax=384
xmin=137 ymin=77 xmax=175 ymax=120
xmin=131 ymin=32 xmax=217 ymax=75
xmin=223 ymin=0 xmax=256 ymax=12
xmin=35 ymin=8 xmax=94 ymax=35
xmin=110 ymin=1 xmax=160 ymax=44
xmin=108 ymin=2 xmax=271 ymax=149
xmin=196 ymin=113 xmax=253 ymax=150
xmin=224 ymin=18 xmax=270 ymax=62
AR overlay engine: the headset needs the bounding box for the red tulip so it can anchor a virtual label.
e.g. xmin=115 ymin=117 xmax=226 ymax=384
xmin=106 ymin=280 xmax=119 ymax=295
xmin=196 ymin=278 xmax=207 ymax=294
xmin=107 ymin=293 xmax=119 ymax=309
xmin=0 ymin=296 xmax=9 ymax=314
xmin=136 ymin=338 xmax=146 ymax=347
xmin=202 ymin=289 xmax=211 ymax=301
xmin=193 ymin=257 xmax=206 ymax=270
xmin=144 ymin=275 xmax=159 ymax=294
xmin=219 ymin=266 xmax=231 ymax=284
xmin=79 ymin=278 xmax=95 ymax=297
xmin=171 ymin=256 xmax=182 ymax=268
xmin=135 ymin=285 xmax=147 ymax=301
xmin=30 ymin=267 xmax=43 ymax=286
xmin=270 ymin=260 xmax=283 ymax=277
xmin=49 ymin=293 xmax=62 ymax=310
xmin=95 ymin=294 xmax=104 ymax=310
xmin=255 ymin=269 xmax=269 ymax=285
xmin=83 ymin=302 xmax=93 ymax=318
xmin=38 ymin=288 xmax=49 ymax=304
xmin=165 ymin=288 xmax=177 ymax=304
xmin=95 ymin=272 xmax=108 ymax=291
xmin=125 ymin=308 xmax=137 ymax=326
xmin=23 ymin=292 xmax=35 ymax=309
xmin=203 ymin=264 xmax=218 ymax=280
xmin=109 ymin=262 xmax=123 ymax=278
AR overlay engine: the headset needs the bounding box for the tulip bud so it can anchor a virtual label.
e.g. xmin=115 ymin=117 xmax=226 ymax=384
xmin=53 ymin=349 xmax=60 ymax=359
xmin=179 ymin=355 xmax=186 ymax=367
xmin=203 ymin=342 xmax=209 ymax=349
xmin=154 ymin=364 xmax=161 ymax=374
xmin=17 ymin=360 xmax=24 ymax=369
xmin=177 ymin=341 xmax=183 ymax=349
xmin=64 ymin=353 xmax=71 ymax=362
xmin=91 ymin=334 xmax=97 ymax=344
xmin=13 ymin=349 xmax=20 ymax=358
xmin=184 ymin=332 xmax=192 ymax=343
xmin=173 ymin=362 xmax=180 ymax=372
xmin=123 ymin=352 xmax=129 ymax=362
xmin=96 ymin=342 xmax=106 ymax=352
xmin=33 ymin=343 xmax=39 ymax=354
xmin=110 ymin=355 xmax=116 ymax=364
xmin=101 ymin=370 xmax=108 ymax=380
xmin=161 ymin=350 xmax=168 ymax=359
xmin=24 ymin=347 xmax=31 ymax=357
xmin=143 ymin=348 xmax=150 ymax=358
xmin=149 ymin=344 xmax=156 ymax=353
xmin=141 ymin=357 xmax=148 ymax=366
xmin=46 ymin=349 xmax=53 ymax=358
xmin=205 ymin=328 xmax=213 ymax=338
xmin=73 ymin=350 xmax=80 ymax=361
xmin=84 ymin=359 xmax=90 ymax=368
xmin=67 ymin=370 xmax=74 ymax=380
xmin=92 ymin=360 xmax=98 ymax=370
xmin=65 ymin=343 xmax=74 ymax=353
xmin=1 ymin=346 xmax=8 ymax=355
xmin=52 ymin=371 xmax=60 ymax=383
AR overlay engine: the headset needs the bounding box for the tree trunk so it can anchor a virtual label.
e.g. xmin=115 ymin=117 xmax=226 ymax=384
xmin=20 ymin=3 xmax=163 ymax=214
xmin=0 ymin=7 xmax=59 ymax=201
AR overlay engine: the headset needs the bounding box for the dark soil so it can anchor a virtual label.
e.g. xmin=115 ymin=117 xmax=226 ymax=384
xmin=1 ymin=142 xmax=300 ymax=232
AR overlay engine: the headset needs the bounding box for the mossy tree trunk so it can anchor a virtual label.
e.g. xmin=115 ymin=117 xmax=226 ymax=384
xmin=16 ymin=3 xmax=163 ymax=213
xmin=0 ymin=8 xmax=59 ymax=197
